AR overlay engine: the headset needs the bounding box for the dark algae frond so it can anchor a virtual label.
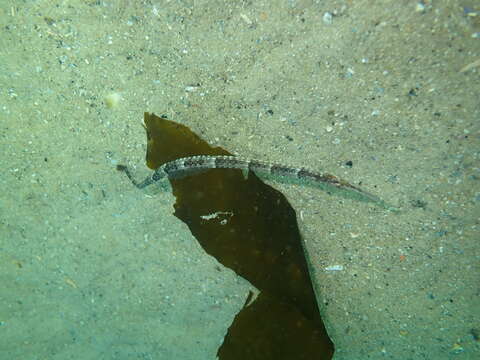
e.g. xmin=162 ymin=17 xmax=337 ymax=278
xmin=118 ymin=112 xmax=389 ymax=359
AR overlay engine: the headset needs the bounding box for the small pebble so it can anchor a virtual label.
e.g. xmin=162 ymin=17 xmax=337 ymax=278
xmin=185 ymin=85 xmax=199 ymax=92
xmin=323 ymin=12 xmax=333 ymax=25
xmin=104 ymin=93 xmax=122 ymax=109
xmin=464 ymin=7 xmax=478 ymax=16
xmin=451 ymin=343 xmax=464 ymax=354
xmin=415 ymin=3 xmax=425 ymax=12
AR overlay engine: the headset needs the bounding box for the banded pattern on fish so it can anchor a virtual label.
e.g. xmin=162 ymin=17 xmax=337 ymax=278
xmin=117 ymin=155 xmax=380 ymax=202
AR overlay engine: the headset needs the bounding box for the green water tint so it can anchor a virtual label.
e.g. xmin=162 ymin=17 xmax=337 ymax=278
xmin=136 ymin=112 xmax=334 ymax=359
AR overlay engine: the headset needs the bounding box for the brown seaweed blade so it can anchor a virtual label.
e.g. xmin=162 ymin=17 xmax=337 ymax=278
xmin=118 ymin=113 xmax=335 ymax=359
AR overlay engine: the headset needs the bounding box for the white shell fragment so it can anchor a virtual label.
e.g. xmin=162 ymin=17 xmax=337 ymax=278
xmin=324 ymin=265 xmax=344 ymax=271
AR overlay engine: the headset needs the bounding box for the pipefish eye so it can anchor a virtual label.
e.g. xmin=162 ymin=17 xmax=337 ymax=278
xmin=152 ymin=171 xmax=164 ymax=181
